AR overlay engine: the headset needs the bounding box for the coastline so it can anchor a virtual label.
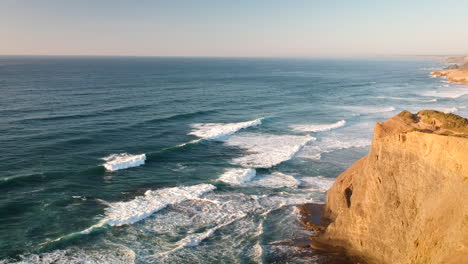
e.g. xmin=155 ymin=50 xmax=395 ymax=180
xmin=431 ymin=69 xmax=468 ymax=84
xmin=431 ymin=55 xmax=468 ymax=84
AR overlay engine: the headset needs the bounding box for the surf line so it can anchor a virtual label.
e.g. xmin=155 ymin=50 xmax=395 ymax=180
xmin=99 ymin=117 xmax=265 ymax=172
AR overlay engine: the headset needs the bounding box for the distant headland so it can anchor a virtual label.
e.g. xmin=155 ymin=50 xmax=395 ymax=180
xmin=431 ymin=56 xmax=468 ymax=84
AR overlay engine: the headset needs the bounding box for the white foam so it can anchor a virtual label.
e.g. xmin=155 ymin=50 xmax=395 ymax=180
xmin=407 ymin=106 xmax=459 ymax=114
xmin=300 ymin=176 xmax=335 ymax=192
xmin=172 ymin=215 xmax=245 ymax=250
xmin=219 ymin=168 xmax=256 ymax=185
xmin=188 ymin=118 xmax=263 ymax=141
xmin=246 ymin=172 xmax=300 ymax=188
xmin=341 ymin=105 xmax=396 ymax=114
xmin=421 ymin=89 xmax=468 ymax=99
xmin=298 ymin=136 xmax=370 ymax=160
xmin=433 ymin=107 xmax=458 ymax=113
xmin=376 ymin=96 xmax=439 ymax=103
xmin=225 ymin=133 xmax=316 ymax=168
xmin=103 ymin=184 xmax=216 ymax=226
xmin=419 ymin=67 xmax=440 ymax=71
xmin=102 ymin=153 xmax=146 ymax=171
xmin=5 ymin=245 xmax=136 ymax=264
xmin=45 ymin=184 xmax=217 ymax=244
xmin=291 ymin=120 xmax=345 ymax=133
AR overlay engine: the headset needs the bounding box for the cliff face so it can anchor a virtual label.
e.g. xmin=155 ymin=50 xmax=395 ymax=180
xmin=431 ymin=56 xmax=468 ymax=84
xmin=316 ymin=111 xmax=468 ymax=264
xmin=431 ymin=69 xmax=468 ymax=84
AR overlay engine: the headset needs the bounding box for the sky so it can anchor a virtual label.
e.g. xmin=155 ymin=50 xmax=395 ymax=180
xmin=1 ymin=0 xmax=467 ymax=57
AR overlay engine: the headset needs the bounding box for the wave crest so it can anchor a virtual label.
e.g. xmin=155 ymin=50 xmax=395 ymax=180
xmin=188 ymin=118 xmax=263 ymax=141
xmin=291 ymin=120 xmax=345 ymax=133
xmin=341 ymin=105 xmax=396 ymax=114
xmin=104 ymin=184 xmax=216 ymax=226
xmin=225 ymin=133 xmax=316 ymax=168
xmin=218 ymin=168 xmax=256 ymax=185
xmin=102 ymin=153 xmax=146 ymax=171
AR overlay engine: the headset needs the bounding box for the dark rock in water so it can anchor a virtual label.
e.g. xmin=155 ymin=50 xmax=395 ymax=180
xmin=295 ymin=203 xmax=362 ymax=263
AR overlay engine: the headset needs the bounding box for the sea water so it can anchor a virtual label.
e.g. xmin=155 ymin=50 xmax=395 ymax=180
xmin=0 ymin=56 xmax=467 ymax=263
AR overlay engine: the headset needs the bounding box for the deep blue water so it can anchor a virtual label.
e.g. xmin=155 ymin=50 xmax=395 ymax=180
xmin=0 ymin=56 xmax=466 ymax=263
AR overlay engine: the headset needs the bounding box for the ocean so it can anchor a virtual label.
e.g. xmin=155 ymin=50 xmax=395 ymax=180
xmin=0 ymin=56 xmax=467 ymax=263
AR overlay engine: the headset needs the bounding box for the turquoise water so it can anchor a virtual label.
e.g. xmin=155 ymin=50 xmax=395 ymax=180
xmin=1 ymin=56 xmax=467 ymax=263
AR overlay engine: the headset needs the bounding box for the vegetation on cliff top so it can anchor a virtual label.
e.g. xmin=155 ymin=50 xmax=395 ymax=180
xmin=397 ymin=110 xmax=468 ymax=136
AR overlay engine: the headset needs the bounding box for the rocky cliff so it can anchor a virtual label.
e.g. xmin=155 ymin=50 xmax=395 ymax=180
xmin=313 ymin=110 xmax=468 ymax=264
xmin=431 ymin=69 xmax=468 ymax=84
xmin=431 ymin=56 xmax=468 ymax=84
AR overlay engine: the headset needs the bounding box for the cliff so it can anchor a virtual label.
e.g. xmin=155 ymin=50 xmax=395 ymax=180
xmin=431 ymin=69 xmax=468 ymax=84
xmin=431 ymin=56 xmax=468 ymax=84
xmin=312 ymin=110 xmax=468 ymax=264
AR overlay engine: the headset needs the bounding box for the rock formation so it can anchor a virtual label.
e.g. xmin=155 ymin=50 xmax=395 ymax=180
xmin=431 ymin=69 xmax=468 ymax=84
xmin=311 ymin=110 xmax=468 ymax=264
xmin=431 ymin=56 xmax=468 ymax=84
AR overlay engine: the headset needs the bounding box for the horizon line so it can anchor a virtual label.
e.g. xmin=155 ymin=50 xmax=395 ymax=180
xmin=0 ymin=53 xmax=458 ymax=59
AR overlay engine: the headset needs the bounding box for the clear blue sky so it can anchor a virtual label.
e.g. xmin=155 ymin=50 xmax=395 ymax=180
xmin=1 ymin=0 xmax=467 ymax=57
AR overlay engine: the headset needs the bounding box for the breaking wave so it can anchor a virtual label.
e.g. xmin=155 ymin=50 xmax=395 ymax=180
xmin=218 ymin=168 xmax=257 ymax=185
xmin=225 ymin=133 xmax=316 ymax=168
xmin=103 ymin=184 xmax=216 ymax=226
xmin=375 ymin=96 xmax=438 ymax=103
xmin=39 ymin=184 xmax=217 ymax=249
xmin=341 ymin=105 xmax=396 ymax=114
xmin=102 ymin=153 xmax=146 ymax=171
xmin=246 ymin=172 xmax=301 ymax=189
xmin=2 ymin=245 xmax=137 ymax=264
xmin=291 ymin=120 xmax=345 ymax=133
xmin=421 ymin=89 xmax=468 ymax=99
xmin=431 ymin=107 xmax=458 ymax=113
xmin=188 ymin=118 xmax=263 ymax=141
xmin=407 ymin=106 xmax=459 ymax=114
xmin=298 ymin=136 xmax=371 ymax=160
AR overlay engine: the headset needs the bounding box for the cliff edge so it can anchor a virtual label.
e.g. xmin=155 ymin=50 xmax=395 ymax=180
xmin=313 ymin=110 xmax=468 ymax=264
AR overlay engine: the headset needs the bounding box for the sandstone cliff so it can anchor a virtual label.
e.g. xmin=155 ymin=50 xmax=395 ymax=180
xmin=431 ymin=56 xmax=468 ymax=84
xmin=431 ymin=69 xmax=468 ymax=84
xmin=314 ymin=110 xmax=468 ymax=264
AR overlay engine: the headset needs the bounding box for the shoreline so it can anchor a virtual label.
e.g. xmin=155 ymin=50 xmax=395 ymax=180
xmin=431 ymin=69 xmax=468 ymax=84
xmin=294 ymin=203 xmax=360 ymax=264
xmin=431 ymin=55 xmax=468 ymax=84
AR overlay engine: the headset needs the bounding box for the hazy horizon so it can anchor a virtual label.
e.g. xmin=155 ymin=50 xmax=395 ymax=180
xmin=1 ymin=0 xmax=467 ymax=57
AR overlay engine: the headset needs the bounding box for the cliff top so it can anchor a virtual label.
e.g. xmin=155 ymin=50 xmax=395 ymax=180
xmin=375 ymin=110 xmax=468 ymax=138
